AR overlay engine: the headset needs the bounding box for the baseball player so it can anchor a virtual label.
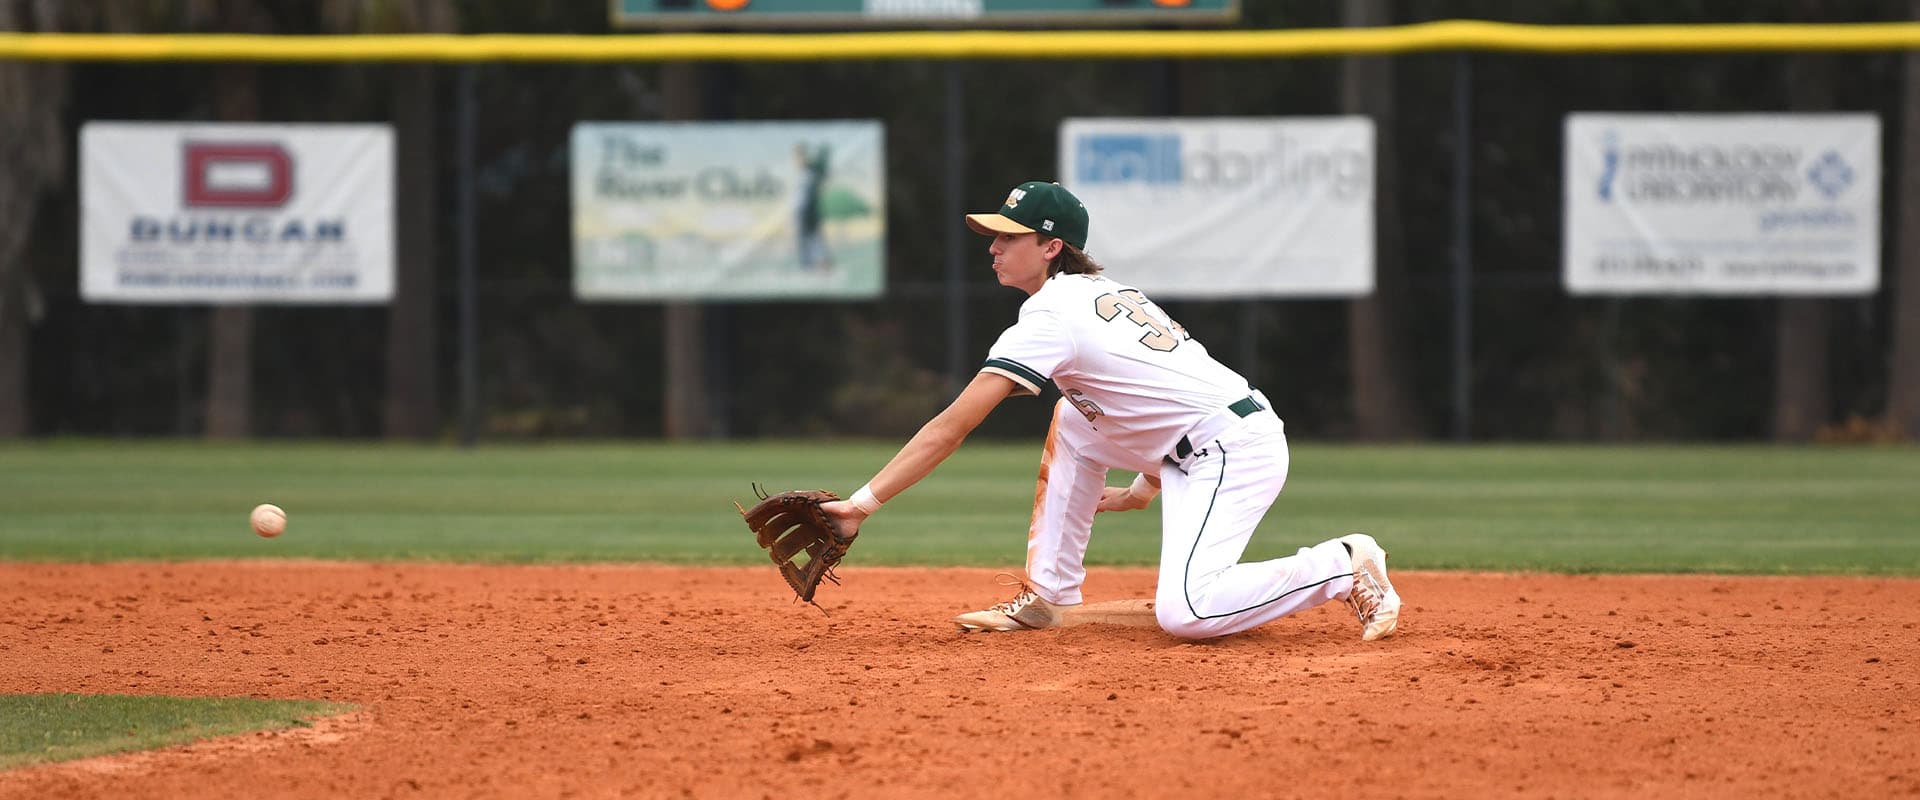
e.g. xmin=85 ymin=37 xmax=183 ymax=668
xmin=821 ymin=180 xmax=1401 ymax=641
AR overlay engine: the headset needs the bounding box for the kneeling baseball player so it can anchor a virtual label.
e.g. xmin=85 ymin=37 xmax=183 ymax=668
xmin=818 ymin=180 xmax=1401 ymax=641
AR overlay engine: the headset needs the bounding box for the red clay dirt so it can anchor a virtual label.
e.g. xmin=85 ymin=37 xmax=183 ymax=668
xmin=1 ymin=562 xmax=1915 ymax=799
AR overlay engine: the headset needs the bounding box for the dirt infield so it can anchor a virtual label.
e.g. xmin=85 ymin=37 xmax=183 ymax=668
xmin=1 ymin=563 xmax=1915 ymax=799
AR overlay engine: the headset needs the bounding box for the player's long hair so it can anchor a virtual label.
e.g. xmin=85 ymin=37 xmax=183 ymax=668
xmin=1042 ymin=235 xmax=1103 ymax=277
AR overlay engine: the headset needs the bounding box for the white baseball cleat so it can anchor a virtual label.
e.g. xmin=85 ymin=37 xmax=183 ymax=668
xmin=1339 ymin=533 xmax=1402 ymax=641
xmin=953 ymin=578 xmax=1064 ymax=632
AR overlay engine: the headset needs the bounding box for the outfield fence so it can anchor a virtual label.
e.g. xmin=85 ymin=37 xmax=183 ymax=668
xmin=3 ymin=16 xmax=1915 ymax=443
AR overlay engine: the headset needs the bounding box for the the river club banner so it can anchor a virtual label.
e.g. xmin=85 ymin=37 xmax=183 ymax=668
xmin=572 ymin=121 xmax=886 ymax=301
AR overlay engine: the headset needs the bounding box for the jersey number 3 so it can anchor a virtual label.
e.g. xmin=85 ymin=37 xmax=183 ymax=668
xmin=1095 ymin=290 xmax=1187 ymax=352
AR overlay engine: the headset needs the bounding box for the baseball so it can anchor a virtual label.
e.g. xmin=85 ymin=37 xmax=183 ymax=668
xmin=250 ymin=503 xmax=286 ymax=538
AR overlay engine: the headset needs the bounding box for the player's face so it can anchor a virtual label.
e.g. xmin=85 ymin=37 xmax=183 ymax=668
xmin=989 ymin=232 xmax=1058 ymax=295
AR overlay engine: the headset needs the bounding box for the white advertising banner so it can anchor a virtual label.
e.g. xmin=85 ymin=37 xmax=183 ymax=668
xmin=1564 ymin=113 xmax=1880 ymax=295
xmin=1058 ymin=117 xmax=1374 ymax=299
xmin=80 ymin=122 xmax=394 ymax=304
xmin=572 ymin=121 xmax=886 ymax=301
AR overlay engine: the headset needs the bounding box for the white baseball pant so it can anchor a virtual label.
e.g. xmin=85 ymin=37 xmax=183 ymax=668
xmin=1025 ymin=399 xmax=1355 ymax=639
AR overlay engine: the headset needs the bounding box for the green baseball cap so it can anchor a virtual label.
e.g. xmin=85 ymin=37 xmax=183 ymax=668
xmin=965 ymin=181 xmax=1089 ymax=251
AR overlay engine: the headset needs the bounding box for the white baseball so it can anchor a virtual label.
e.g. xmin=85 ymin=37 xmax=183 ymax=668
xmin=250 ymin=503 xmax=287 ymax=538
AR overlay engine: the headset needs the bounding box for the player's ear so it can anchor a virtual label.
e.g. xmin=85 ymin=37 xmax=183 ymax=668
xmin=1039 ymin=235 xmax=1065 ymax=260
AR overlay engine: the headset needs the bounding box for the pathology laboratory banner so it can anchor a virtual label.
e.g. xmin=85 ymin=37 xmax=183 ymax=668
xmin=1564 ymin=113 xmax=1880 ymax=295
xmin=1059 ymin=117 xmax=1375 ymax=299
xmin=80 ymin=122 xmax=394 ymax=304
xmin=571 ymin=121 xmax=886 ymax=301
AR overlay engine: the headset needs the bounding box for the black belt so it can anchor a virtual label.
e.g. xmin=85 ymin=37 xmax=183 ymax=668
xmin=1173 ymin=395 xmax=1265 ymax=460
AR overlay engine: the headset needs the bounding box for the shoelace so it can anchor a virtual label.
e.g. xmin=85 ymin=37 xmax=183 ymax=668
xmin=1346 ymin=570 xmax=1384 ymax=623
xmin=987 ymin=572 xmax=1038 ymax=615
xmin=989 ymin=589 xmax=1039 ymax=615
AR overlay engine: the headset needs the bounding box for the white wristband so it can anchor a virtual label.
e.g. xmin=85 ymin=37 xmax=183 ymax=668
xmin=849 ymin=484 xmax=884 ymax=515
xmin=1126 ymin=473 xmax=1160 ymax=502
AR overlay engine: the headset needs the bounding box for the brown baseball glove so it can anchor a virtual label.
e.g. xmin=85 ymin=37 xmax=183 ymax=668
xmin=735 ymin=487 xmax=857 ymax=605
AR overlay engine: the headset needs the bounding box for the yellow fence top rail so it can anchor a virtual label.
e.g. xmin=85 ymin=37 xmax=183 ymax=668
xmin=6 ymin=19 xmax=1920 ymax=62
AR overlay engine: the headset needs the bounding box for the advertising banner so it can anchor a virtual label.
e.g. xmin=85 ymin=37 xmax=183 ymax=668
xmin=572 ymin=121 xmax=885 ymax=301
xmin=1058 ymin=117 xmax=1375 ymax=299
xmin=80 ymin=122 xmax=394 ymax=304
xmin=1564 ymin=113 xmax=1880 ymax=295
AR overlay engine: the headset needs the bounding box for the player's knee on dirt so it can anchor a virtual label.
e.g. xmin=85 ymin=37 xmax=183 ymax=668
xmin=1154 ymin=602 xmax=1228 ymax=640
xmin=1156 ymin=585 xmax=1294 ymax=639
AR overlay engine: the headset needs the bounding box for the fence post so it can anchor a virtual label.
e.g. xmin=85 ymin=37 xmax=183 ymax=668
xmin=943 ymin=61 xmax=968 ymax=396
xmin=457 ymin=63 xmax=479 ymax=447
xmin=1450 ymin=52 xmax=1474 ymax=442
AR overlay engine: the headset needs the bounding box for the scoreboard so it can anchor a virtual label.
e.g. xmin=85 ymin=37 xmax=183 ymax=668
xmin=611 ymin=0 xmax=1237 ymax=28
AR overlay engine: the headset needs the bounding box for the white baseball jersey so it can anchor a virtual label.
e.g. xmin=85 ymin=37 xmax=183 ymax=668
xmin=981 ymin=273 xmax=1255 ymax=462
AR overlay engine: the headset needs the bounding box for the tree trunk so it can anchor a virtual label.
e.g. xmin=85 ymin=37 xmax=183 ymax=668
xmin=205 ymin=306 xmax=255 ymax=438
xmin=205 ymin=59 xmax=259 ymax=439
xmin=1772 ymin=301 xmax=1832 ymax=440
xmin=0 ymin=39 xmax=24 ymax=438
xmin=661 ymin=61 xmax=709 ymax=440
xmin=664 ymin=302 xmax=708 ymax=438
xmin=0 ymin=4 xmax=67 ymax=437
xmin=0 ymin=101 xmax=31 ymax=437
xmin=0 ymin=275 xmax=23 ymax=436
xmin=1889 ymin=1 xmax=1920 ymax=439
xmin=1773 ymin=18 xmax=1835 ymax=441
xmin=1342 ymin=0 xmax=1419 ymax=440
xmin=383 ymin=63 xmax=441 ymax=439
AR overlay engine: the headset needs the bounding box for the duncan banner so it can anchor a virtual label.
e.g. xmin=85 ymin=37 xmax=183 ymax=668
xmin=1564 ymin=114 xmax=1880 ymax=296
xmin=572 ymin=121 xmax=886 ymax=301
xmin=80 ymin=122 xmax=394 ymax=304
xmin=1058 ymin=117 xmax=1375 ymax=299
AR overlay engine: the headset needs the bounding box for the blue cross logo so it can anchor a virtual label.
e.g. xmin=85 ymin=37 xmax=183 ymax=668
xmin=1807 ymin=151 xmax=1854 ymax=200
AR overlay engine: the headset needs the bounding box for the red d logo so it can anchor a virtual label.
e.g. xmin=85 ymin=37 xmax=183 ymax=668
xmin=183 ymin=142 xmax=293 ymax=208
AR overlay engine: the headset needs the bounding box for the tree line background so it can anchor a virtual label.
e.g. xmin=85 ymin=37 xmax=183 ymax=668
xmin=3 ymin=0 xmax=1918 ymax=443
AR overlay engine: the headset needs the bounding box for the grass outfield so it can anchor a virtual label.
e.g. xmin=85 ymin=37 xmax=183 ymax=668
xmin=0 ymin=440 xmax=1915 ymax=574
xmin=0 ymin=695 xmax=348 ymax=769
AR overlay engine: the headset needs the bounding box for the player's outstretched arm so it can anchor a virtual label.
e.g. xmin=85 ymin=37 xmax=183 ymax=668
xmin=821 ymin=372 xmax=1019 ymax=532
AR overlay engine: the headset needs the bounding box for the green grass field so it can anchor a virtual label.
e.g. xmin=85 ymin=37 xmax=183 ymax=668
xmin=0 ymin=695 xmax=349 ymax=769
xmin=2 ymin=440 xmax=1916 ymax=574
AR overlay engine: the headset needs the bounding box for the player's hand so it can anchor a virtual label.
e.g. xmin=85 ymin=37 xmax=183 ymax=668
xmin=1096 ymin=486 xmax=1151 ymax=513
xmin=819 ymin=500 xmax=866 ymax=538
